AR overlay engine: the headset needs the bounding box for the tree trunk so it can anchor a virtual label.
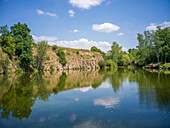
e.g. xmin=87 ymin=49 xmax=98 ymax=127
xmin=161 ymin=55 xmax=163 ymax=64
xmin=37 ymin=59 xmax=41 ymax=70
xmin=157 ymin=54 xmax=160 ymax=67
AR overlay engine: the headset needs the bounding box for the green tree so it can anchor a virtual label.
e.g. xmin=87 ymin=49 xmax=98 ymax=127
xmin=0 ymin=25 xmax=16 ymax=59
xmin=98 ymin=60 xmax=106 ymax=70
xmin=158 ymin=27 xmax=170 ymax=63
xmin=106 ymin=59 xmax=117 ymax=69
xmin=36 ymin=40 xmax=48 ymax=70
xmin=107 ymin=42 xmax=122 ymax=64
xmin=119 ymin=54 xmax=130 ymax=66
xmin=1 ymin=36 xmax=15 ymax=59
xmin=153 ymin=27 xmax=164 ymax=67
xmin=0 ymin=25 xmax=10 ymax=39
xmin=137 ymin=33 xmax=149 ymax=66
xmin=52 ymin=45 xmax=58 ymax=51
xmin=10 ymin=22 xmax=35 ymax=71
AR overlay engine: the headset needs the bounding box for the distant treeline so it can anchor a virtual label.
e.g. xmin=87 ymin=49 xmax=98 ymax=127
xmin=92 ymin=26 xmax=170 ymax=69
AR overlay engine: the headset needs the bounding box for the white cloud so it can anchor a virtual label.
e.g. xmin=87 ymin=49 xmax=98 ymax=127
xmin=94 ymin=97 xmax=119 ymax=108
xmin=74 ymin=98 xmax=79 ymax=101
xmin=48 ymin=38 xmax=111 ymax=52
xmin=122 ymin=47 xmax=128 ymax=52
xmin=46 ymin=12 xmax=57 ymax=17
xmin=32 ymin=35 xmax=58 ymax=42
xmin=160 ymin=21 xmax=170 ymax=28
xmin=36 ymin=9 xmax=57 ymax=17
xmin=73 ymin=120 xmax=102 ymax=128
xmin=80 ymin=86 xmax=92 ymax=92
xmin=33 ymin=35 xmax=111 ymax=52
xmin=36 ymin=9 xmax=44 ymax=15
xmin=92 ymin=23 xmax=120 ymax=33
xmin=68 ymin=9 xmax=75 ymax=17
xmin=69 ymin=0 xmax=105 ymax=9
xmin=146 ymin=23 xmax=157 ymax=30
xmin=146 ymin=21 xmax=170 ymax=30
xmin=117 ymin=33 xmax=124 ymax=36
xmin=73 ymin=29 xmax=79 ymax=33
xmin=99 ymin=79 xmax=111 ymax=88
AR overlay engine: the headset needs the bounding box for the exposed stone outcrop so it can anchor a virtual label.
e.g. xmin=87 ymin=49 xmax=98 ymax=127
xmin=0 ymin=48 xmax=16 ymax=73
xmin=0 ymin=47 xmax=104 ymax=72
xmin=40 ymin=47 xmax=104 ymax=71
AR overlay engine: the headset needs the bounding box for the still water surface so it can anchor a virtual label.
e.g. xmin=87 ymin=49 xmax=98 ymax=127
xmin=0 ymin=69 xmax=169 ymax=128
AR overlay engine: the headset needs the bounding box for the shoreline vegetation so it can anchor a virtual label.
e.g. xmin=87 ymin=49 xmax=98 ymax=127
xmin=0 ymin=22 xmax=170 ymax=75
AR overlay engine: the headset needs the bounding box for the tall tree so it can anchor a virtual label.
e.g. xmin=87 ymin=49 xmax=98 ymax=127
xmin=137 ymin=33 xmax=147 ymax=66
xmin=1 ymin=36 xmax=15 ymax=59
xmin=0 ymin=25 xmax=16 ymax=59
xmin=108 ymin=42 xmax=122 ymax=64
xmin=36 ymin=40 xmax=48 ymax=70
xmin=10 ymin=22 xmax=35 ymax=71
xmin=153 ymin=27 xmax=164 ymax=67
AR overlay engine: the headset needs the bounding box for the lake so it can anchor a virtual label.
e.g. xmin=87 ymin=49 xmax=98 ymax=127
xmin=0 ymin=69 xmax=169 ymax=128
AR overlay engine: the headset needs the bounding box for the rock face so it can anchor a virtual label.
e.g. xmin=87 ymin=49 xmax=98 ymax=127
xmin=0 ymin=48 xmax=16 ymax=73
xmin=0 ymin=47 xmax=104 ymax=72
xmin=41 ymin=48 xmax=104 ymax=71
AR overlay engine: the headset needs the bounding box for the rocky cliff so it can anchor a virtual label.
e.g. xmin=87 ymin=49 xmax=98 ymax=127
xmin=34 ymin=47 xmax=104 ymax=71
xmin=0 ymin=46 xmax=104 ymax=73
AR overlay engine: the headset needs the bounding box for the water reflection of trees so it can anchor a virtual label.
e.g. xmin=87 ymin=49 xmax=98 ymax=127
xmin=0 ymin=70 xmax=105 ymax=120
xmin=0 ymin=69 xmax=169 ymax=120
xmin=0 ymin=74 xmax=35 ymax=120
xmin=131 ymin=70 xmax=170 ymax=113
xmin=107 ymin=69 xmax=170 ymax=113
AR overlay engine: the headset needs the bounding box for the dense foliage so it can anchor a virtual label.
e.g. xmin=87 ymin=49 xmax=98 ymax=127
xmin=98 ymin=60 xmax=106 ymax=69
xmin=136 ymin=27 xmax=170 ymax=66
xmin=52 ymin=45 xmax=58 ymax=51
xmin=0 ymin=22 xmax=35 ymax=71
xmin=105 ymin=27 xmax=170 ymax=68
xmin=91 ymin=46 xmax=106 ymax=59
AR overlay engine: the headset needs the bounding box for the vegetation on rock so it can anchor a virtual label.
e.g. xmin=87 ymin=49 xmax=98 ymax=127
xmin=56 ymin=48 xmax=67 ymax=67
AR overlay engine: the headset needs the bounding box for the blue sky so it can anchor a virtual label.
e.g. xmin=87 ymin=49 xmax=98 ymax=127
xmin=0 ymin=0 xmax=170 ymax=52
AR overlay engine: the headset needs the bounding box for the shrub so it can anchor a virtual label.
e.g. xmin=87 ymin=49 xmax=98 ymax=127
xmin=106 ymin=59 xmax=113 ymax=68
xmin=52 ymin=45 xmax=58 ymax=51
xmin=66 ymin=52 xmax=70 ymax=55
xmin=98 ymin=60 xmax=106 ymax=70
xmin=76 ymin=50 xmax=79 ymax=55
xmin=106 ymin=59 xmax=117 ymax=69
xmin=92 ymin=54 xmax=96 ymax=57
xmin=90 ymin=46 xmax=106 ymax=58
xmin=15 ymin=68 xmax=22 ymax=74
xmin=45 ymin=56 xmax=50 ymax=60
xmin=80 ymin=54 xmax=83 ymax=57
xmin=161 ymin=63 xmax=170 ymax=70
xmin=56 ymin=48 xmax=67 ymax=67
